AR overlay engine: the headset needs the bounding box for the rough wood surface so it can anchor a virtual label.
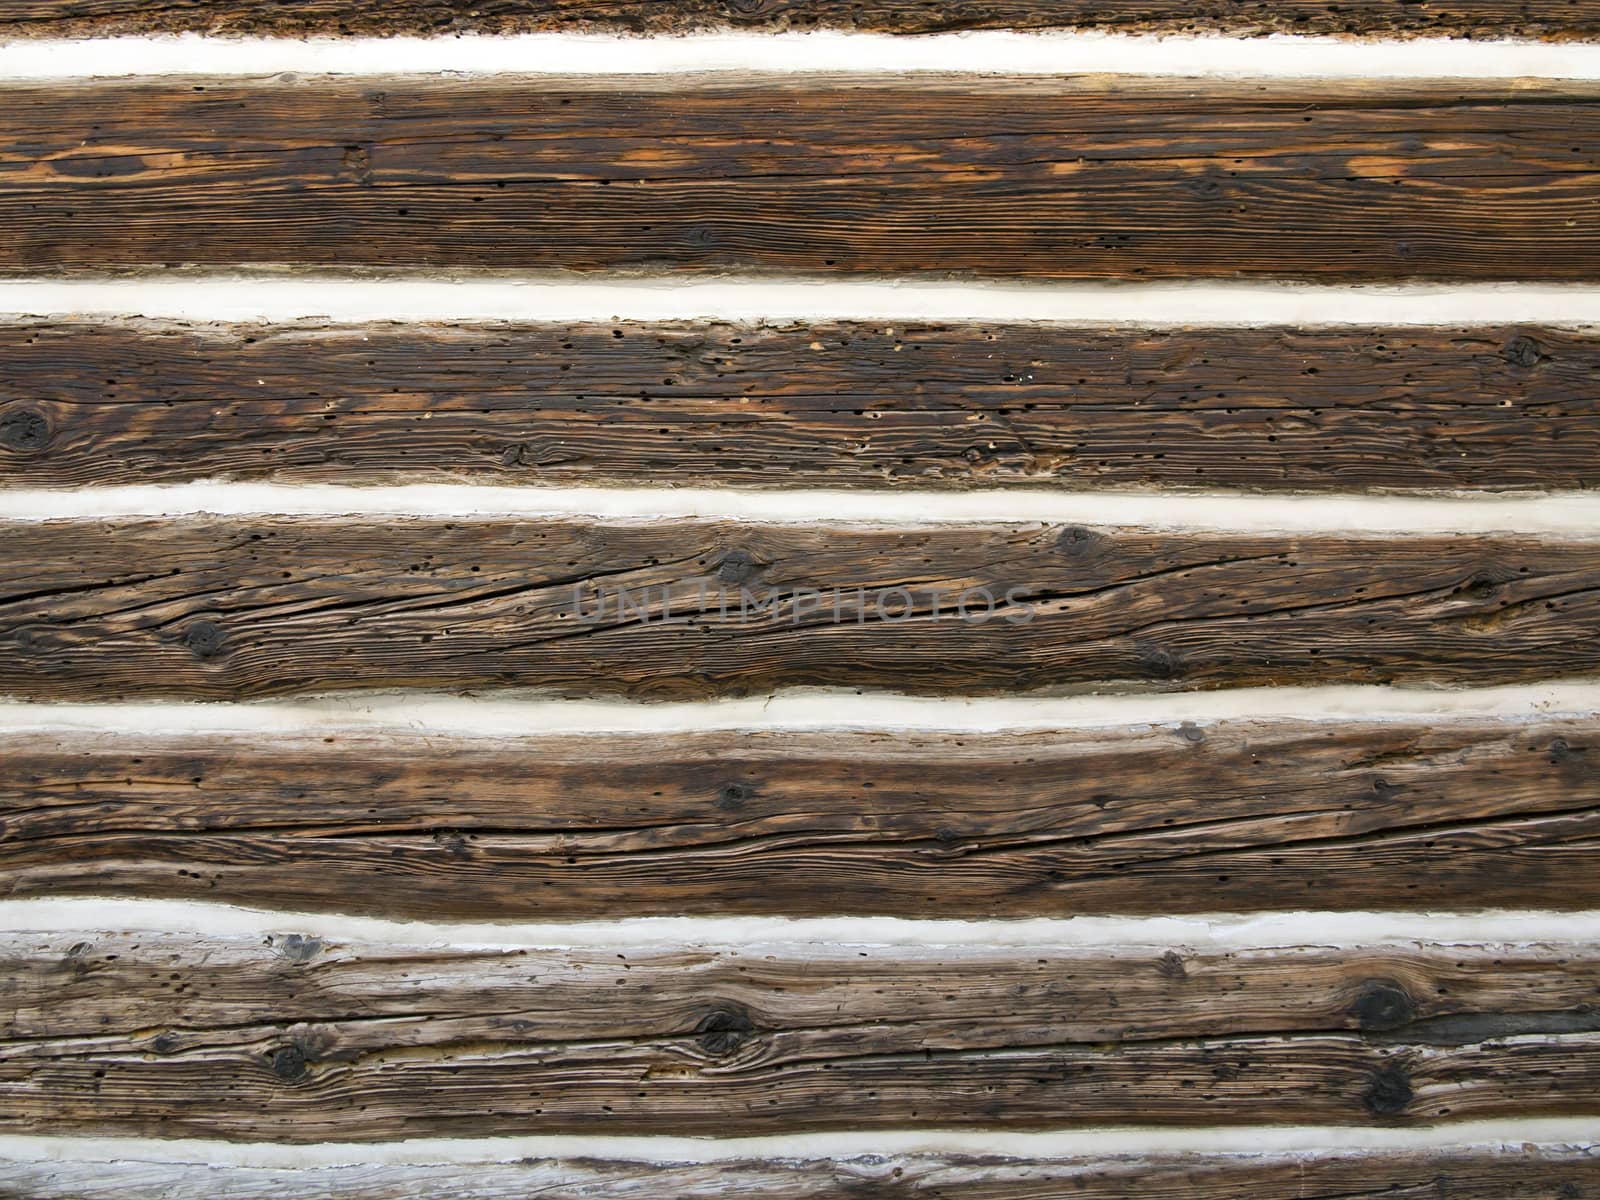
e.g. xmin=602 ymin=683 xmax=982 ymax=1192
xmin=5 ymin=517 xmax=1600 ymax=700
xmin=3 ymin=1149 xmax=1598 ymax=1199
xmin=7 ymin=321 xmax=1600 ymax=492
xmin=4 ymin=932 xmax=1599 ymax=1139
xmin=5 ymin=718 xmax=1598 ymax=918
xmin=4 ymin=76 xmax=1600 ymax=281
xmin=5 ymin=0 xmax=1600 ymax=38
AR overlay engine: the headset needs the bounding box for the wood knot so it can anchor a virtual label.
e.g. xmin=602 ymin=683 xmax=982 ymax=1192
xmin=1139 ymin=645 xmax=1182 ymax=680
xmin=1549 ymin=737 xmax=1584 ymax=765
xmin=715 ymin=782 xmax=753 ymax=811
xmin=1361 ymin=1062 xmax=1414 ymax=1115
xmin=1370 ymin=777 xmax=1401 ymax=801
xmin=151 ymin=1032 xmax=180 ymax=1055
xmin=341 ymin=143 xmax=372 ymax=184
xmin=276 ymin=934 xmax=324 ymax=964
xmin=1350 ymin=980 xmax=1416 ymax=1032
xmin=269 ymin=1045 xmax=309 ymax=1082
xmin=1157 ymin=950 xmax=1188 ymax=980
xmin=725 ymin=0 xmax=783 ymax=20
xmin=1501 ymin=334 xmax=1544 ymax=369
xmin=1188 ymin=178 xmax=1224 ymax=199
xmin=696 ymin=1005 xmax=756 ymax=1056
xmin=55 ymin=941 xmax=93 ymax=976
xmin=182 ymin=620 xmax=224 ymax=660
xmin=1055 ymin=525 xmax=1102 ymax=557
xmin=716 ymin=549 xmax=762 ymax=587
xmin=0 ymin=406 xmax=50 ymax=453
xmin=1176 ymin=722 xmax=1205 ymax=744
xmin=503 ymin=440 xmax=583 ymax=468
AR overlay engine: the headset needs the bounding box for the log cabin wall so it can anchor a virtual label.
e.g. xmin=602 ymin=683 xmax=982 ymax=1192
xmin=1 ymin=10 xmax=1599 ymax=1197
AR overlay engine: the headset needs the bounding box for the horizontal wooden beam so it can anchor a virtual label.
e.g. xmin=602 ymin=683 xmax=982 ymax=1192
xmin=4 ymin=932 xmax=1599 ymax=1139
xmin=4 ymin=518 xmax=1600 ymax=700
xmin=3 ymin=77 xmax=1599 ymax=280
xmin=5 ymin=321 xmax=1598 ymax=492
xmin=4 ymin=0 xmax=1599 ymax=39
xmin=5 ymin=717 xmax=1598 ymax=918
xmin=2 ymin=1148 xmax=1598 ymax=1199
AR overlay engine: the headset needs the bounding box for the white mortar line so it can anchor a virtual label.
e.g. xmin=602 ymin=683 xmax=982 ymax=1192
xmin=4 ymin=31 xmax=1600 ymax=80
xmin=3 ymin=898 xmax=1599 ymax=948
xmin=0 ymin=1122 xmax=1595 ymax=1168
xmin=0 ymin=681 xmax=1596 ymax=736
xmin=5 ymin=481 xmax=1600 ymax=532
xmin=5 ymin=277 xmax=1600 ymax=326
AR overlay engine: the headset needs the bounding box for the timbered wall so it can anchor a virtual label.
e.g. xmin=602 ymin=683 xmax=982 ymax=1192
xmin=1 ymin=7 xmax=1598 ymax=1196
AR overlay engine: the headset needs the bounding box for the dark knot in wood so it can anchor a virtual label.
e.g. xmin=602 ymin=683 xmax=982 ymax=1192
xmin=1362 ymin=1062 xmax=1415 ymax=1115
xmin=1055 ymin=525 xmax=1102 ymax=557
xmin=182 ymin=620 xmax=225 ymax=660
xmin=715 ymin=782 xmax=752 ymax=811
xmin=1139 ymin=645 xmax=1182 ymax=680
xmin=696 ymin=1004 xmax=757 ymax=1056
xmin=1371 ymin=777 xmax=1401 ymax=801
xmin=716 ymin=549 xmax=761 ymax=587
xmin=1350 ymin=980 xmax=1416 ymax=1032
xmin=1501 ymin=334 xmax=1545 ymax=369
xmin=277 ymin=934 xmax=324 ymax=964
xmin=0 ymin=406 xmax=49 ymax=453
xmin=269 ymin=1045 xmax=309 ymax=1082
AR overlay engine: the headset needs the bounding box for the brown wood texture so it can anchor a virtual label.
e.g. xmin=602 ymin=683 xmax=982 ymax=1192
xmin=7 ymin=0 xmax=1600 ymax=37
xmin=3 ymin=1149 xmax=1598 ymax=1199
xmin=4 ymin=76 xmax=1600 ymax=281
xmin=4 ymin=931 xmax=1599 ymax=1139
xmin=6 ymin=321 xmax=1600 ymax=492
xmin=5 ymin=517 xmax=1600 ymax=700
xmin=5 ymin=718 xmax=1598 ymax=919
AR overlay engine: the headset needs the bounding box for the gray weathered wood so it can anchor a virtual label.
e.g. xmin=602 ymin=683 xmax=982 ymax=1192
xmin=2 ymin=1147 xmax=1597 ymax=1198
xmin=3 ymin=932 xmax=1599 ymax=1139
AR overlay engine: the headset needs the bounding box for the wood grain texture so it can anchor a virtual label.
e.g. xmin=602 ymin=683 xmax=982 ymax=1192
xmin=7 ymin=321 xmax=1600 ymax=492
xmin=5 ymin=517 xmax=1600 ymax=700
xmin=5 ymin=718 xmax=1598 ymax=918
xmin=5 ymin=932 xmax=1600 ymax=1139
xmin=5 ymin=0 xmax=1600 ymax=38
xmin=4 ymin=76 xmax=1600 ymax=281
xmin=4 ymin=1149 xmax=1599 ymax=1199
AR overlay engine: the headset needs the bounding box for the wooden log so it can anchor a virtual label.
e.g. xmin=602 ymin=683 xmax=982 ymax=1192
xmin=5 ymin=0 xmax=1600 ymax=40
xmin=6 ymin=321 xmax=1600 ymax=492
xmin=5 ymin=717 xmax=1599 ymax=918
xmin=2 ymin=1148 xmax=1598 ymax=1199
xmin=4 ymin=932 xmax=1600 ymax=1139
xmin=3 ymin=76 xmax=1599 ymax=281
xmin=4 ymin=517 xmax=1600 ymax=700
